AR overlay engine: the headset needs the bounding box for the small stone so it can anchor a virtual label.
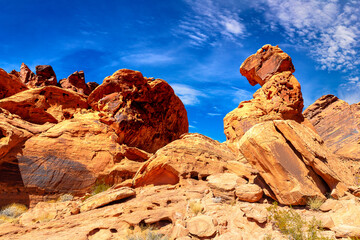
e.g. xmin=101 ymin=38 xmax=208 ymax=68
xmin=235 ymin=184 xmax=263 ymax=203
xmin=186 ymin=215 xmax=216 ymax=238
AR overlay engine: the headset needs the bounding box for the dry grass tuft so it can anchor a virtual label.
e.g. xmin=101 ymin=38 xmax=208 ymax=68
xmin=188 ymin=200 xmax=204 ymax=216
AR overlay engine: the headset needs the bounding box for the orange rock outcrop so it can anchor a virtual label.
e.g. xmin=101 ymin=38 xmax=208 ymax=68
xmin=304 ymin=94 xmax=360 ymax=160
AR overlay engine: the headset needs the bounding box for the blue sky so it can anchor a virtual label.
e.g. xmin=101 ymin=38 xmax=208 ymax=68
xmin=1 ymin=0 xmax=360 ymax=142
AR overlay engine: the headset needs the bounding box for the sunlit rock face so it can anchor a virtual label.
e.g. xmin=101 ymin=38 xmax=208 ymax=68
xmin=88 ymin=69 xmax=189 ymax=153
xmin=304 ymin=94 xmax=360 ymax=160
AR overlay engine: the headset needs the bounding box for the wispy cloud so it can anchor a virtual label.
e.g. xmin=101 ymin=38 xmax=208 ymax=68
xmin=262 ymin=0 xmax=360 ymax=72
xmin=171 ymin=83 xmax=207 ymax=105
xmin=121 ymin=52 xmax=175 ymax=65
xmin=232 ymin=87 xmax=253 ymax=104
xmin=176 ymin=0 xmax=246 ymax=46
xmin=338 ymin=76 xmax=360 ymax=104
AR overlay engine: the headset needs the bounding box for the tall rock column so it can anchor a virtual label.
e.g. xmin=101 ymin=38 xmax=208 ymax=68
xmin=224 ymin=45 xmax=347 ymax=205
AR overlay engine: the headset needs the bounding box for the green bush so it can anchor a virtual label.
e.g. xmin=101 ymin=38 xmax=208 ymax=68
xmin=267 ymin=202 xmax=332 ymax=240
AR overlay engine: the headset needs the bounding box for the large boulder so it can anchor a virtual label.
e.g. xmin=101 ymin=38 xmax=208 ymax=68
xmin=224 ymin=45 xmax=311 ymax=145
xmin=0 ymin=86 xmax=88 ymax=124
xmin=0 ymin=68 xmax=28 ymax=99
xmin=0 ymin=112 xmax=150 ymax=207
xmin=240 ymin=44 xmax=295 ymax=86
xmin=238 ymin=120 xmax=346 ymax=205
xmin=304 ymin=95 xmax=360 ymax=160
xmin=88 ymin=69 xmax=188 ymax=153
xmin=132 ymin=133 xmax=257 ymax=188
xmin=34 ymin=65 xmax=57 ymax=87
xmin=59 ymin=71 xmax=92 ymax=95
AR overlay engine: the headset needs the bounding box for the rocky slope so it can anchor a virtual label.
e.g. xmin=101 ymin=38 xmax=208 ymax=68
xmin=0 ymin=46 xmax=360 ymax=239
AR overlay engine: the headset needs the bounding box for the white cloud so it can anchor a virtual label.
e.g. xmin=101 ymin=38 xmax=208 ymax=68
xmin=223 ymin=19 xmax=244 ymax=35
xmin=121 ymin=52 xmax=175 ymax=65
xmin=171 ymin=83 xmax=207 ymax=106
xmin=176 ymin=0 xmax=246 ymax=46
xmin=338 ymin=84 xmax=360 ymax=104
xmin=232 ymin=87 xmax=253 ymax=104
xmin=262 ymin=0 xmax=360 ymax=72
xmin=207 ymin=113 xmax=222 ymax=116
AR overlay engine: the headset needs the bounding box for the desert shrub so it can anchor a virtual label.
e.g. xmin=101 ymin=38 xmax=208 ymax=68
xmin=188 ymin=200 xmax=204 ymax=215
xmin=83 ymin=180 xmax=111 ymax=201
xmin=57 ymin=193 xmax=74 ymax=202
xmin=127 ymin=230 xmax=169 ymax=240
xmin=127 ymin=224 xmax=169 ymax=240
xmin=267 ymin=202 xmax=332 ymax=240
xmin=0 ymin=203 xmax=28 ymax=218
xmin=91 ymin=180 xmax=111 ymax=195
xmin=307 ymin=197 xmax=325 ymax=211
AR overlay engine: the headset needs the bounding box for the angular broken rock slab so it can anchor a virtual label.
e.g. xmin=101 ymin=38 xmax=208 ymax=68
xmin=80 ymin=187 xmax=135 ymax=212
xmin=238 ymin=120 xmax=346 ymax=205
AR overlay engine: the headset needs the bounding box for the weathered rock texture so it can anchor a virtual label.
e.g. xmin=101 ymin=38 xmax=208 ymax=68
xmin=224 ymin=45 xmax=308 ymax=144
xmin=0 ymin=86 xmax=89 ymax=124
xmin=238 ymin=120 xmax=346 ymax=205
xmin=0 ymin=68 xmax=28 ymax=99
xmin=304 ymin=94 xmax=360 ymax=160
xmin=35 ymin=65 xmax=57 ymax=87
xmin=240 ymin=44 xmax=295 ymax=87
xmin=132 ymin=133 xmax=257 ymax=188
xmin=0 ymin=66 xmax=187 ymax=207
xmin=0 ymin=112 xmax=150 ymax=207
xmin=59 ymin=71 xmax=92 ymax=95
xmin=88 ymin=69 xmax=188 ymax=153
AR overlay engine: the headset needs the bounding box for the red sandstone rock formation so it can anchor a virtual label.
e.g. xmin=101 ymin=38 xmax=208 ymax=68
xmin=19 ymin=63 xmax=36 ymax=85
xmin=59 ymin=71 xmax=92 ymax=95
xmin=132 ymin=133 xmax=257 ymax=188
xmin=0 ymin=68 xmax=28 ymax=99
xmin=224 ymin=45 xmax=348 ymax=205
xmin=34 ymin=65 xmax=57 ymax=87
xmin=224 ymin=45 xmax=312 ymax=145
xmin=0 ymin=86 xmax=88 ymax=124
xmin=88 ymin=69 xmax=188 ymax=153
xmin=304 ymin=95 xmax=360 ymax=160
xmin=238 ymin=120 xmax=346 ymax=205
